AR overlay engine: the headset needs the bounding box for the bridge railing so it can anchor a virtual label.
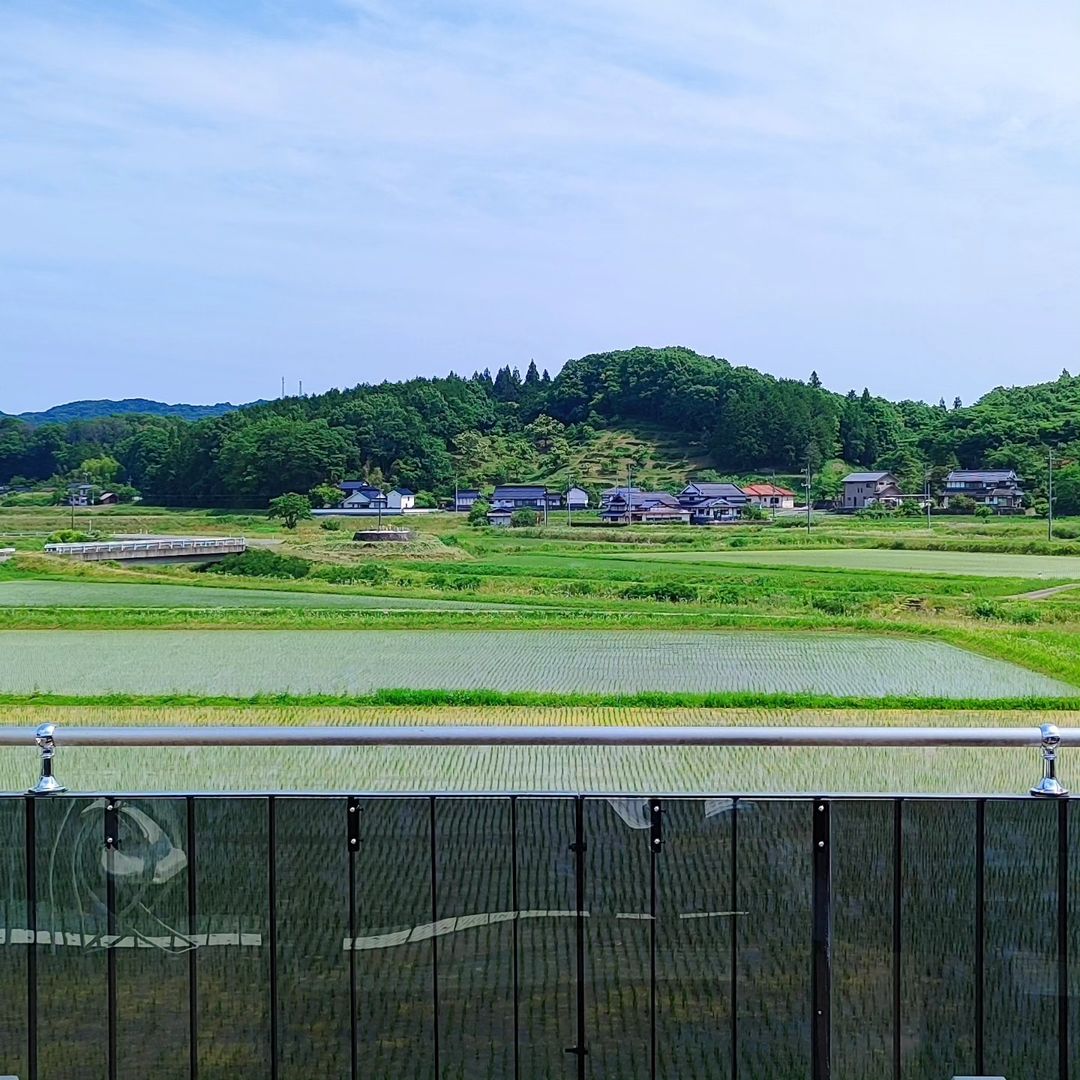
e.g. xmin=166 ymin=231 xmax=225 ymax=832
xmin=42 ymin=537 xmax=246 ymax=557
xmin=0 ymin=725 xmax=1077 ymax=1076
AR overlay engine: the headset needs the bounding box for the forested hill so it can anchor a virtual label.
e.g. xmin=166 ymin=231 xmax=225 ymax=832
xmin=2 ymin=398 xmax=247 ymax=425
xmin=1 ymin=346 xmax=1079 ymax=505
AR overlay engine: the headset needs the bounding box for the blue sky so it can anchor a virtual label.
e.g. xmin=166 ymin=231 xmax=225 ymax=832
xmin=2 ymin=0 xmax=1078 ymax=411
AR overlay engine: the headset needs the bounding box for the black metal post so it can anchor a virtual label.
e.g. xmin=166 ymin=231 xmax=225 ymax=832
xmin=105 ymin=799 xmax=119 ymax=1080
xmin=1059 ymin=800 xmax=1069 ymax=1080
xmin=510 ymin=797 xmax=520 ymax=1080
xmin=892 ymin=799 xmax=902 ymax=1080
xmin=347 ymin=798 xmax=360 ymax=1080
xmin=811 ymin=799 xmax=831 ymax=1080
xmin=730 ymin=798 xmax=739 ymax=1080
xmin=25 ymin=796 xmax=37 ymax=1080
xmin=974 ymin=799 xmax=985 ymax=1075
xmin=429 ymin=797 xmax=441 ymax=1076
xmin=187 ymin=798 xmax=198 ymax=1080
xmin=268 ymin=796 xmax=278 ymax=1080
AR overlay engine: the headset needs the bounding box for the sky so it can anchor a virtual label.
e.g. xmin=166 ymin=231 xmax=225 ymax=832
xmin=2 ymin=0 xmax=1078 ymax=412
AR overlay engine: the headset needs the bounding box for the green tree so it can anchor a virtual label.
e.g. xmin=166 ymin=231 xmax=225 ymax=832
xmin=467 ymin=499 xmax=491 ymax=526
xmin=78 ymin=455 xmax=123 ymax=486
xmin=309 ymin=483 xmax=344 ymax=509
xmin=510 ymin=508 xmax=539 ymax=527
xmin=268 ymin=492 xmax=312 ymax=529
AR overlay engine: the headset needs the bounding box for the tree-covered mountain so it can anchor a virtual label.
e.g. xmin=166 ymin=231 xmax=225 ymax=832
xmin=0 ymin=397 xmax=249 ymax=425
xmin=2 ymin=347 xmax=1079 ymax=508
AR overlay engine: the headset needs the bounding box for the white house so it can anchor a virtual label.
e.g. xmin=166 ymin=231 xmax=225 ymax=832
xmin=567 ymin=486 xmax=590 ymax=510
xmin=342 ymin=488 xmax=387 ymax=509
xmin=387 ymin=488 xmax=415 ymax=510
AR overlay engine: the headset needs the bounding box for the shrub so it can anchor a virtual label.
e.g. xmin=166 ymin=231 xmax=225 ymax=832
xmin=201 ymin=550 xmax=311 ymax=579
xmin=971 ymin=599 xmax=1003 ymax=619
xmin=621 ymin=580 xmax=698 ymax=603
xmin=311 ymin=562 xmax=390 ymax=585
xmin=319 ymin=518 xmax=343 ymax=531
xmin=974 ymin=504 xmax=993 ymax=519
xmin=810 ymin=593 xmax=854 ymax=615
xmin=467 ymin=500 xmax=491 ymax=526
xmin=510 ymin=509 xmax=539 ymax=528
xmin=46 ymin=529 xmax=96 ymax=543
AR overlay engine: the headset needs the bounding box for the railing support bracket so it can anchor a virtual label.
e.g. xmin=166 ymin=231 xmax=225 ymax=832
xmin=1031 ymin=723 xmax=1069 ymax=799
xmin=28 ymin=723 xmax=67 ymax=795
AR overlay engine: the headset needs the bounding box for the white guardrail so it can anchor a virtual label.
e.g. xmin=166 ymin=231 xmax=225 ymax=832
xmin=43 ymin=537 xmax=246 ymax=557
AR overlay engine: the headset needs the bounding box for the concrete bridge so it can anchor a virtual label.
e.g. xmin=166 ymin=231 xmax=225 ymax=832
xmin=42 ymin=536 xmax=247 ymax=564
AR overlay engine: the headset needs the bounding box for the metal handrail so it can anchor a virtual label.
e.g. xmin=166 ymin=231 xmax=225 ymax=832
xmin=0 ymin=723 xmax=1075 ymax=748
xmin=5 ymin=723 xmax=1072 ymax=798
xmin=43 ymin=537 xmax=246 ymax=554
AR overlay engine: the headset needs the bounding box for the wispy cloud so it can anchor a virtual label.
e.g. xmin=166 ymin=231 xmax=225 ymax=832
xmin=1 ymin=0 xmax=1077 ymax=409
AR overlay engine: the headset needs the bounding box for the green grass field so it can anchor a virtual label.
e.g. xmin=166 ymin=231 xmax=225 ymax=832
xmin=0 ymin=628 xmax=1072 ymax=698
xmin=0 ymin=579 xmax=513 ymax=610
xmin=612 ymin=547 xmax=1080 ymax=578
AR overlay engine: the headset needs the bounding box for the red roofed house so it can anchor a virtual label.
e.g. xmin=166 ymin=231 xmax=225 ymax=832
xmin=741 ymin=483 xmax=797 ymax=510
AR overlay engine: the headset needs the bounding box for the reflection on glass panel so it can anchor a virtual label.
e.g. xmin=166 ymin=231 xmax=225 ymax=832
xmin=0 ymin=797 xmax=27 ymax=1079
xmin=737 ymin=800 xmax=811 ymax=1077
xmin=354 ymin=797 xmax=434 ymax=1080
xmin=112 ymin=797 xmax=190 ymax=1080
xmin=831 ymin=799 xmax=893 ymax=1079
xmin=277 ymin=797 xmax=351 ymax=1079
xmin=435 ymin=798 xmax=514 ymax=1078
xmin=656 ymin=798 xmax=733 ymax=1079
xmin=516 ymin=798 xmax=576 ymax=1080
xmin=901 ymin=799 xmax=976 ymax=1079
xmin=194 ymin=796 xmax=271 ymax=1078
xmin=585 ymin=797 xmax=651 ymax=1080
xmin=35 ymin=796 xmax=108 ymax=1080
xmin=983 ymin=798 xmax=1056 ymax=1077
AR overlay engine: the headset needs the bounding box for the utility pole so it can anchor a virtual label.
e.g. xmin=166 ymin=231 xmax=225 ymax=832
xmin=925 ymin=468 xmax=932 ymax=533
xmin=627 ymin=465 xmax=633 ymax=525
xmin=1049 ymin=449 xmax=1054 ymax=541
xmin=805 ymin=462 xmax=812 ymax=535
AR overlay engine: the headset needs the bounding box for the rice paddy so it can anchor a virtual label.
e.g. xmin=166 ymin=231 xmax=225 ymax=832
xmin=0 ymin=629 xmax=1072 ymax=698
xmin=0 ymin=705 xmax=1065 ymax=793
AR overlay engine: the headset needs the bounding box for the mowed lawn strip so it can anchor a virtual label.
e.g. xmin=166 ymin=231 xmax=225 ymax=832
xmin=0 ymin=629 xmax=1073 ymax=698
xmin=0 ymin=705 xmax=1067 ymax=794
xmin=0 ymin=579 xmax=514 ymax=610
xmin=598 ymin=547 xmax=1080 ymax=579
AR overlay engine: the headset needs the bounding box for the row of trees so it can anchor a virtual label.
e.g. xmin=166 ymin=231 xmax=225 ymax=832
xmin=5 ymin=348 xmax=1080 ymax=511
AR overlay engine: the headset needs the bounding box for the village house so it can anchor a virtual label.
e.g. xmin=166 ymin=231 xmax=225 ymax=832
xmin=386 ymin=488 xmax=415 ymax=510
xmin=942 ymin=469 xmax=1025 ymax=513
xmin=485 ymin=508 xmax=513 ymax=527
xmin=566 ymin=486 xmax=590 ymax=510
xmin=68 ymin=482 xmax=95 ymax=506
xmin=741 ymin=483 xmax=796 ymax=510
xmin=839 ymin=471 xmax=905 ymax=511
xmin=678 ymin=482 xmax=750 ymax=512
xmin=339 ymin=482 xmax=387 ymax=509
xmin=601 ymin=491 xmax=690 ymax=525
xmin=600 ymin=486 xmax=642 ymax=509
xmin=490 ymin=485 xmax=562 ymax=510
xmin=455 ymin=489 xmax=481 ymax=512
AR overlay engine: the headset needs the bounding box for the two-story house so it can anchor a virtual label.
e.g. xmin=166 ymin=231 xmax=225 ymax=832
xmin=942 ymin=470 xmax=1024 ymax=513
xmin=839 ymin=472 xmax=904 ymax=511
xmin=566 ymin=486 xmax=590 ymax=510
xmin=339 ymin=481 xmax=387 ymax=509
xmin=600 ymin=486 xmax=642 ymax=509
xmin=455 ymin=489 xmax=481 ymax=512
xmin=491 ymin=485 xmax=562 ymax=511
xmin=601 ymin=491 xmax=689 ymax=524
xmin=677 ymin=482 xmax=750 ymax=511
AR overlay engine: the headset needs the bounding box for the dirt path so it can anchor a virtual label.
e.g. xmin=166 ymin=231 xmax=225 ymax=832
xmin=1011 ymin=582 xmax=1080 ymax=600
